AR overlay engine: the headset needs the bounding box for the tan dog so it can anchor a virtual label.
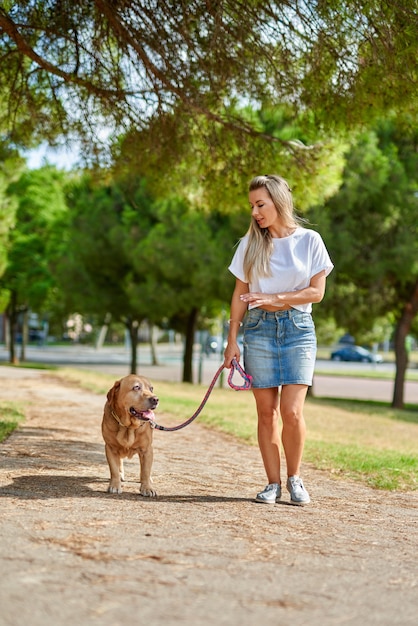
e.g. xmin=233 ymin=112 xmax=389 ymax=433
xmin=102 ymin=374 xmax=159 ymax=496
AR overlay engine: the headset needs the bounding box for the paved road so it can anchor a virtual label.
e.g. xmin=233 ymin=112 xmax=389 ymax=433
xmin=1 ymin=344 xmax=418 ymax=404
xmin=311 ymin=375 xmax=418 ymax=404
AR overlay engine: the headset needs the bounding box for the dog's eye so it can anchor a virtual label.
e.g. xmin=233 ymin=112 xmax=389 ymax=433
xmin=133 ymin=384 xmax=142 ymax=391
xmin=150 ymin=386 xmax=154 ymax=392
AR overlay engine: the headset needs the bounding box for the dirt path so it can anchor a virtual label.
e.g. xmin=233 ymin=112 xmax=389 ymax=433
xmin=0 ymin=366 xmax=417 ymax=626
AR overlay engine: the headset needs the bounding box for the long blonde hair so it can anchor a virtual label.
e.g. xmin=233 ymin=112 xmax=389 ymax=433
xmin=243 ymin=175 xmax=301 ymax=283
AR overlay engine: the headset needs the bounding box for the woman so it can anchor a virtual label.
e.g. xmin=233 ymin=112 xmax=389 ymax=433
xmin=223 ymin=175 xmax=333 ymax=505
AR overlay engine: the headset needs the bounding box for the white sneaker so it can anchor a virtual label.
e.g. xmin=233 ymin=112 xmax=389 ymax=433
xmin=255 ymin=483 xmax=281 ymax=504
xmin=286 ymin=475 xmax=310 ymax=505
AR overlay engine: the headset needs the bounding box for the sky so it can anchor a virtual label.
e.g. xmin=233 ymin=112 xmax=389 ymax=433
xmin=24 ymin=143 xmax=81 ymax=170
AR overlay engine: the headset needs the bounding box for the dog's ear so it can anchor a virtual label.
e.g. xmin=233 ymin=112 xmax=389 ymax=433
xmin=107 ymin=380 xmax=121 ymax=404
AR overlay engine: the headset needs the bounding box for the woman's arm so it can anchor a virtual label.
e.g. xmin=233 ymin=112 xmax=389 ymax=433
xmin=223 ymin=278 xmax=248 ymax=367
xmin=239 ymin=270 xmax=327 ymax=309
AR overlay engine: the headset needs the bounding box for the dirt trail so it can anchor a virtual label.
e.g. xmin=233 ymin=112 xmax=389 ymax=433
xmin=0 ymin=366 xmax=417 ymax=626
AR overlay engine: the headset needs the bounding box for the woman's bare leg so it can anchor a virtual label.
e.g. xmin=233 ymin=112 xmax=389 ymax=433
xmin=253 ymin=387 xmax=281 ymax=484
xmin=280 ymin=384 xmax=308 ymax=477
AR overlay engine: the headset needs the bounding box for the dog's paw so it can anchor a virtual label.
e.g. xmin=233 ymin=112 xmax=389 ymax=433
xmin=140 ymin=486 xmax=157 ymax=497
xmin=107 ymin=483 xmax=123 ymax=494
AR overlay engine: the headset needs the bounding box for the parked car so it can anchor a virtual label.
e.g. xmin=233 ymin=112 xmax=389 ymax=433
xmin=330 ymin=345 xmax=383 ymax=363
xmin=15 ymin=329 xmax=45 ymax=344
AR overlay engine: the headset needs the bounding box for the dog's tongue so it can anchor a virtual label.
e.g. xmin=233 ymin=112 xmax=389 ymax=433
xmin=130 ymin=407 xmax=155 ymax=421
xmin=140 ymin=410 xmax=154 ymax=421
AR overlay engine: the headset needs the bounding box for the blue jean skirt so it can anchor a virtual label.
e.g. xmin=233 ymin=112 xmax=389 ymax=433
xmin=243 ymin=308 xmax=317 ymax=388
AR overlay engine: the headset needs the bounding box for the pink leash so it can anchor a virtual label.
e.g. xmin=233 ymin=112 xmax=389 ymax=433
xmin=149 ymin=358 xmax=252 ymax=432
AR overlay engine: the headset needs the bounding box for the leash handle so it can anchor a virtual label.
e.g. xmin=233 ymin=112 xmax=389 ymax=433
xmin=228 ymin=358 xmax=252 ymax=390
xmin=149 ymin=358 xmax=252 ymax=432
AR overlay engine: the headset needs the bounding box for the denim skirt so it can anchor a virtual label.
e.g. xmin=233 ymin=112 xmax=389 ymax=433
xmin=243 ymin=308 xmax=317 ymax=388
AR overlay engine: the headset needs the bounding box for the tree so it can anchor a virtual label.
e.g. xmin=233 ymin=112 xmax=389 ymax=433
xmin=55 ymin=175 xmax=160 ymax=373
xmin=319 ymin=119 xmax=418 ymax=408
xmin=128 ymin=196 xmax=241 ymax=382
xmin=1 ymin=1 xmax=417 ymax=158
xmin=0 ymin=166 xmax=68 ymax=362
xmin=55 ymin=170 xmax=244 ymax=381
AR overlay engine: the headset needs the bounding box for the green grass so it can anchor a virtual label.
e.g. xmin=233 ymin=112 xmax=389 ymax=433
xmin=0 ymin=402 xmax=25 ymax=442
xmin=314 ymin=367 xmax=418 ymax=382
xmin=305 ymin=442 xmax=417 ymax=490
xmin=0 ymin=362 xmax=57 ymax=371
xmin=309 ymin=396 xmax=418 ymax=421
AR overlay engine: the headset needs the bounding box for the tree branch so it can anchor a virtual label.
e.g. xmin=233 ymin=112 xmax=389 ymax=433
xmin=0 ymin=8 xmax=131 ymax=100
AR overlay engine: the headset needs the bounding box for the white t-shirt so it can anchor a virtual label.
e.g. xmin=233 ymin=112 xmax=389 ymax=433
xmin=228 ymin=227 xmax=334 ymax=313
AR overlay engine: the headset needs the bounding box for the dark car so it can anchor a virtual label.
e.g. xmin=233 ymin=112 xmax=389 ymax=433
xmin=15 ymin=329 xmax=45 ymax=344
xmin=330 ymin=345 xmax=383 ymax=363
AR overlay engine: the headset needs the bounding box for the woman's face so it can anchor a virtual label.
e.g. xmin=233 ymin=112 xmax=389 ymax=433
xmin=249 ymin=187 xmax=280 ymax=231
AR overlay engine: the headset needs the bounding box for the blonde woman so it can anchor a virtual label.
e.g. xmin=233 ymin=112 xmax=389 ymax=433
xmin=223 ymin=175 xmax=333 ymax=505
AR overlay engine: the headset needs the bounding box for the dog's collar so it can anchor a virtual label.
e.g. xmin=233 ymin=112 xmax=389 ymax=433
xmin=111 ymin=409 xmax=125 ymax=428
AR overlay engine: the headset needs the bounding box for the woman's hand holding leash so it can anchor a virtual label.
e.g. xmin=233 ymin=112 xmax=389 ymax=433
xmin=223 ymin=341 xmax=240 ymax=369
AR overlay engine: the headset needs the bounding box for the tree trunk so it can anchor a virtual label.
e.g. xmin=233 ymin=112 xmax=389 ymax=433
xmin=182 ymin=307 xmax=199 ymax=383
xmin=7 ymin=291 xmax=19 ymax=365
xmin=126 ymin=319 xmax=139 ymax=375
xmin=392 ymin=279 xmax=418 ymax=409
xmin=392 ymin=320 xmax=408 ymax=409
xmin=3 ymin=315 xmax=9 ymax=349
xmin=20 ymin=309 xmax=28 ymax=363
xmin=149 ymin=322 xmax=159 ymax=366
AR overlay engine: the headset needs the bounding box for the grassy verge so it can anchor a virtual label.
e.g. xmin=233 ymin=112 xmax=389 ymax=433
xmin=304 ymin=397 xmax=417 ymax=490
xmin=0 ymin=362 xmax=57 ymax=371
xmin=0 ymin=402 xmax=25 ymax=443
xmin=51 ymin=367 xmax=417 ymax=492
xmin=314 ymin=367 xmax=418 ymax=381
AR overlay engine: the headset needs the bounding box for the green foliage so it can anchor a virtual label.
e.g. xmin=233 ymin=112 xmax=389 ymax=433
xmin=58 ymin=184 xmax=125 ymax=317
xmin=58 ymin=174 xmax=238 ymax=334
xmin=314 ymin=317 xmax=344 ymax=346
xmin=1 ymin=2 xmax=417 ymax=160
xmin=318 ymin=119 xmax=418 ymax=334
xmin=0 ymin=48 xmax=68 ymax=147
xmin=128 ymin=197 xmax=236 ymax=321
xmin=115 ymin=104 xmax=347 ymax=215
xmin=355 ymin=316 xmax=394 ymax=347
xmin=0 ymin=140 xmax=24 ymax=276
xmin=1 ymin=166 xmax=68 ymax=312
